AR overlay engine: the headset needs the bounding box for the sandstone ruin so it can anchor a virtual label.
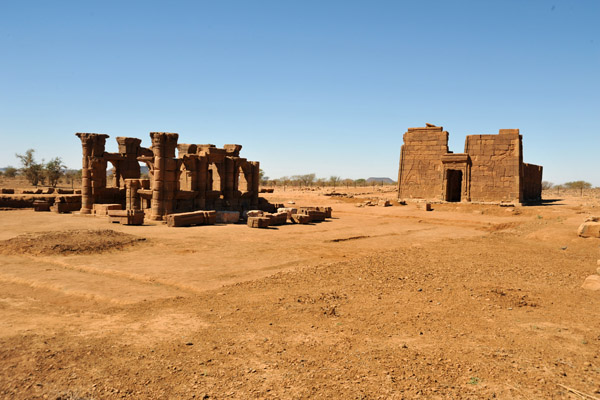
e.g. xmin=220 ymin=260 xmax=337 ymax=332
xmin=76 ymin=132 xmax=261 ymax=221
xmin=397 ymin=124 xmax=543 ymax=204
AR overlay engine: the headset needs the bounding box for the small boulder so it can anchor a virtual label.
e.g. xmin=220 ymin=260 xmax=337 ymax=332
xmin=577 ymin=221 xmax=600 ymax=238
xmin=582 ymin=275 xmax=600 ymax=291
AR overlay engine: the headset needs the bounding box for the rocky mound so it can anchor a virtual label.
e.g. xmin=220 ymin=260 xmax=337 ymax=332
xmin=0 ymin=229 xmax=146 ymax=256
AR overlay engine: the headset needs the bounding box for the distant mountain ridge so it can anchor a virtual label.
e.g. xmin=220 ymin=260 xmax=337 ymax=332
xmin=366 ymin=177 xmax=395 ymax=184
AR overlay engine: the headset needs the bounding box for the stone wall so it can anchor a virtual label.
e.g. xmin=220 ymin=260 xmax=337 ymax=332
xmin=522 ymin=163 xmax=543 ymax=202
xmin=397 ymin=125 xmax=542 ymax=204
xmin=464 ymin=129 xmax=522 ymax=203
xmin=397 ymin=125 xmax=449 ymax=200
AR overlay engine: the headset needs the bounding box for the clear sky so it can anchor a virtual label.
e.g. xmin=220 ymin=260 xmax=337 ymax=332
xmin=0 ymin=0 xmax=598 ymax=184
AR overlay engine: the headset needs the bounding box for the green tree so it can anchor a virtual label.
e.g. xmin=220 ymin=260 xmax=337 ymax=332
xmin=16 ymin=149 xmax=44 ymax=186
xmin=564 ymin=180 xmax=592 ymax=196
xmin=329 ymin=176 xmax=341 ymax=189
xmin=4 ymin=166 xmax=18 ymax=178
xmin=298 ymin=173 xmax=316 ymax=187
xmin=354 ymin=178 xmax=366 ymax=187
xmin=279 ymin=176 xmax=290 ymax=191
xmin=46 ymin=157 xmax=67 ymax=187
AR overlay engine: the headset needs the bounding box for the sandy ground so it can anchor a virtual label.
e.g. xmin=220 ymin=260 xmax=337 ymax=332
xmin=1 ymin=187 xmax=600 ymax=399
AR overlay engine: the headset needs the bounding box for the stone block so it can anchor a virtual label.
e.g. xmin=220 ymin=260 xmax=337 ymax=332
xmin=56 ymin=188 xmax=75 ymax=194
xmin=577 ymin=221 xmax=600 ymax=238
xmin=299 ymin=209 xmax=326 ymax=221
xmin=93 ymin=203 xmax=122 ymax=216
xmin=33 ymin=200 xmax=52 ymax=212
xmin=318 ymin=206 xmax=333 ymax=218
xmin=108 ymin=209 xmax=145 ymax=225
xmin=277 ymin=207 xmax=297 ymax=219
xmin=166 ymin=210 xmax=216 ymax=227
xmin=291 ymin=214 xmax=312 ymax=224
xmin=245 ymin=210 xmax=264 ymax=218
xmin=416 ymin=203 xmax=432 ymax=211
xmin=269 ymin=212 xmax=288 ymax=226
xmin=0 ymin=188 xmax=14 ymax=194
xmin=50 ymin=202 xmax=80 ymax=213
xmin=247 ymin=216 xmax=271 ymax=228
xmin=216 ymin=211 xmax=240 ymax=224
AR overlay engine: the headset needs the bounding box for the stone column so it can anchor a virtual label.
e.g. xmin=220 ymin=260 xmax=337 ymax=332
xmin=149 ymin=132 xmax=179 ymax=220
xmin=75 ymin=133 xmax=109 ymax=214
xmin=196 ymin=155 xmax=208 ymax=209
xmin=223 ymin=156 xmax=236 ymax=207
xmin=250 ymin=161 xmax=260 ymax=208
xmin=125 ymin=179 xmax=141 ymax=210
xmin=116 ymin=137 xmax=142 ymax=186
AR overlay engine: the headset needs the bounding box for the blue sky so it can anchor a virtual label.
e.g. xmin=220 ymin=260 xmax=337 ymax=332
xmin=0 ymin=1 xmax=598 ymax=184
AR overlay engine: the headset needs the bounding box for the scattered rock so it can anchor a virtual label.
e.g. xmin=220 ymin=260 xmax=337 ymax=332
xmin=582 ymin=275 xmax=600 ymax=291
xmin=577 ymin=221 xmax=600 ymax=238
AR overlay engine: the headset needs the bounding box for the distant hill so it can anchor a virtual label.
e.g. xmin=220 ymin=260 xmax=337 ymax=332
xmin=366 ymin=177 xmax=395 ymax=184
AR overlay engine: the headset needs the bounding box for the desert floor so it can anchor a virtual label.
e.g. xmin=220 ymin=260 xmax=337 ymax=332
xmin=1 ymin=187 xmax=599 ymax=399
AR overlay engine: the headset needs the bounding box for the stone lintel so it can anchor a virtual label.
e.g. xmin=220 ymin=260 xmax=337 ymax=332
xmin=407 ymin=126 xmax=444 ymax=132
xmin=441 ymin=153 xmax=470 ymax=163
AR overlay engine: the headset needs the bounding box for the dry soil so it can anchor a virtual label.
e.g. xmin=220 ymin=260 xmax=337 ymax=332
xmin=1 ymin=187 xmax=600 ymax=399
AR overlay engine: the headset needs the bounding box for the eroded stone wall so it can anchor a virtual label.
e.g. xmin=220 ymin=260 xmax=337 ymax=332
xmin=76 ymin=132 xmax=261 ymax=220
xmin=464 ymin=129 xmax=522 ymax=203
xmin=397 ymin=126 xmax=449 ymax=200
xmin=397 ymin=125 xmax=542 ymax=204
xmin=522 ymin=163 xmax=543 ymax=202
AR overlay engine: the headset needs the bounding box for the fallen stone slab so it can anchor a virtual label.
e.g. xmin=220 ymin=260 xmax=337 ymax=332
xmin=166 ymin=210 xmax=216 ymax=227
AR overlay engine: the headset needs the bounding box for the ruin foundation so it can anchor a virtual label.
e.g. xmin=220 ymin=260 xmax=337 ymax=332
xmin=76 ymin=132 xmax=260 ymax=220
